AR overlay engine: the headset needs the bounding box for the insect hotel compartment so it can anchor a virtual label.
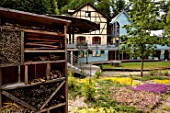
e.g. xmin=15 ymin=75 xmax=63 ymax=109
xmin=0 ymin=27 xmax=24 ymax=65
xmin=24 ymin=30 xmax=65 ymax=50
xmin=1 ymin=81 xmax=66 ymax=113
xmin=24 ymin=52 xmax=65 ymax=62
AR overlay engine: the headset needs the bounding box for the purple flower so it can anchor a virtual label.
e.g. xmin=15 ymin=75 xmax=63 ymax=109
xmin=168 ymin=74 xmax=170 ymax=77
xmin=127 ymin=83 xmax=168 ymax=94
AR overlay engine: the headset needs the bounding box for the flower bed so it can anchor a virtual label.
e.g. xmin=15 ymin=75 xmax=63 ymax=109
xmin=152 ymin=80 xmax=170 ymax=85
xmin=127 ymin=83 xmax=168 ymax=94
xmin=109 ymin=87 xmax=162 ymax=112
xmin=100 ymin=77 xmax=137 ymax=86
xmin=70 ymin=107 xmax=117 ymax=113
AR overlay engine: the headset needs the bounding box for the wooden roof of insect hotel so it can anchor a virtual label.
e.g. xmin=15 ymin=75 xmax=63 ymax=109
xmin=0 ymin=7 xmax=99 ymax=33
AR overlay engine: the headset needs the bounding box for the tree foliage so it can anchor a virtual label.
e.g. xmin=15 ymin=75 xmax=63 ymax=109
xmin=122 ymin=0 xmax=160 ymax=77
xmin=164 ymin=3 xmax=170 ymax=47
xmin=0 ymin=0 xmax=59 ymax=14
xmin=0 ymin=0 xmax=126 ymax=18
xmin=60 ymin=0 xmax=96 ymax=15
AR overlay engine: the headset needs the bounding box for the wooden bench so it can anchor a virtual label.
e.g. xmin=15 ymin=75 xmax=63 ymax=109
xmin=112 ymin=61 xmax=121 ymax=67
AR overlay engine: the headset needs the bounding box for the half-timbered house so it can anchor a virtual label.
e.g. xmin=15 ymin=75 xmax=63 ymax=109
xmin=67 ymin=2 xmax=113 ymax=64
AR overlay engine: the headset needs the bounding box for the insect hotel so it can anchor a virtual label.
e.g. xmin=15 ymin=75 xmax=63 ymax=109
xmin=0 ymin=7 xmax=70 ymax=113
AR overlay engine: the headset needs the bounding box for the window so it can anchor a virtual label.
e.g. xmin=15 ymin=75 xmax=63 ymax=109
xmin=77 ymin=36 xmax=86 ymax=44
xmin=92 ymin=37 xmax=101 ymax=44
xmin=85 ymin=11 xmax=91 ymax=17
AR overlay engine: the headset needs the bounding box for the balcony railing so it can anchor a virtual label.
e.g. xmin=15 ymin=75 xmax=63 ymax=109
xmin=67 ymin=43 xmax=116 ymax=49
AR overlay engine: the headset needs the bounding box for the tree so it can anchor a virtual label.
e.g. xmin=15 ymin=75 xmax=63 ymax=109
xmin=0 ymin=0 xmax=60 ymax=14
xmin=47 ymin=0 xmax=60 ymax=14
xmin=122 ymin=0 xmax=159 ymax=77
xmin=96 ymin=0 xmax=126 ymax=18
xmin=96 ymin=0 xmax=111 ymax=18
xmin=60 ymin=0 xmax=96 ymax=15
xmin=60 ymin=0 xmax=126 ymax=18
xmin=164 ymin=4 xmax=170 ymax=47
xmin=113 ymin=0 xmax=126 ymax=16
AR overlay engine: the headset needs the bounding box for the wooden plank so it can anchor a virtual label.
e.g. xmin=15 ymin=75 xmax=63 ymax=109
xmin=24 ymin=49 xmax=65 ymax=53
xmin=31 ymin=42 xmax=57 ymax=44
xmin=0 ymin=26 xmax=22 ymax=32
xmin=1 ymin=63 xmax=22 ymax=67
xmin=35 ymin=102 xmax=66 ymax=113
xmin=0 ymin=66 xmax=2 ymax=108
xmin=24 ymin=29 xmax=65 ymax=36
xmin=25 ymin=65 xmax=28 ymax=84
xmin=2 ymin=91 xmax=37 ymax=111
xmin=2 ymin=77 xmax=66 ymax=90
xmin=25 ymin=38 xmax=59 ymax=42
xmin=40 ymin=80 xmax=66 ymax=110
xmin=24 ymin=60 xmax=65 ymax=65
xmin=24 ymin=48 xmax=58 ymax=50
xmin=25 ymin=43 xmax=59 ymax=48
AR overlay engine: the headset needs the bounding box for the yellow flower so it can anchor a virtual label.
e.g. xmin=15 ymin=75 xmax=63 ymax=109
xmin=152 ymin=80 xmax=170 ymax=85
xmin=100 ymin=77 xmax=137 ymax=86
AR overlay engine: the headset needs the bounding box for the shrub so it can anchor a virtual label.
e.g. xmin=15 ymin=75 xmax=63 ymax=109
xmin=82 ymin=78 xmax=96 ymax=101
xmin=68 ymin=69 xmax=81 ymax=92
xmin=149 ymin=70 xmax=155 ymax=76
xmin=164 ymin=70 xmax=169 ymax=76
xmin=158 ymin=70 xmax=162 ymax=76
xmin=94 ymin=70 xmax=102 ymax=79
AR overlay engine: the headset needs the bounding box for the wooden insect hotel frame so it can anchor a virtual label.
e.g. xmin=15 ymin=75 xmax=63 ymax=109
xmin=0 ymin=7 xmax=70 ymax=113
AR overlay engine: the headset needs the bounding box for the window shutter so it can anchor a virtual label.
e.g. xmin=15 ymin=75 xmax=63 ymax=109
xmin=92 ymin=37 xmax=94 ymax=44
xmin=99 ymin=37 xmax=101 ymax=44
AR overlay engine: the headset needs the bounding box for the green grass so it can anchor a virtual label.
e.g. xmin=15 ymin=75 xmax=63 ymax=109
xmin=102 ymin=61 xmax=170 ymax=70
xmin=133 ymin=75 xmax=170 ymax=81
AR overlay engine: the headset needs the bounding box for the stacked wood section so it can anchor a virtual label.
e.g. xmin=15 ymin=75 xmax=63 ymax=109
xmin=0 ymin=25 xmax=68 ymax=113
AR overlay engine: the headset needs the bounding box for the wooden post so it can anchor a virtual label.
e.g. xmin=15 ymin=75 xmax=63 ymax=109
xmin=64 ymin=25 xmax=68 ymax=113
xmin=25 ymin=65 xmax=28 ymax=84
xmin=46 ymin=63 xmax=51 ymax=80
xmin=0 ymin=65 xmax=2 ymax=108
xmin=21 ymin=31 xmax=24 ymax=64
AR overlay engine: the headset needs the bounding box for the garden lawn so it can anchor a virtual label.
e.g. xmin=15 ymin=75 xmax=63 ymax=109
xmin=102 ymin=61 xmax=170 ymax=70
